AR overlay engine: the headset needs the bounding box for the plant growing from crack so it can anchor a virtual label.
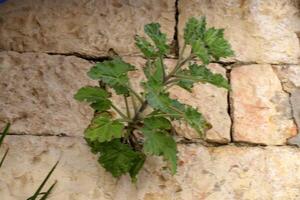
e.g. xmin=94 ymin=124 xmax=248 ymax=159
xmin=74 ymin=17 xmax=234 ymax=181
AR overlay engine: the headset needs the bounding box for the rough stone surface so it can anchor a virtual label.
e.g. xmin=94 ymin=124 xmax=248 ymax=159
xmin=178 ymin=0 xmax=300 ymax=64
xmin=288 ymin=89 xmax=300 ymax=146
xmin=3 ymin=135 xmax=300 ymax=199
xmin=231 ymin=64 xmax=297 ymax=145
xmin=0 ymin=0 xmax=176 ymax=57
xmin=120 ymin=57 xmax=231 ymax=143
xmin=0 ymin=51 xmax=95 ymax=136
xmin=273 ymin=65 xmax=300 ymax=93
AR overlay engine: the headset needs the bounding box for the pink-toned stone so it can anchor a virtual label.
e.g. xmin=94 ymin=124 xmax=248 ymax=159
xmin=231 ymin=64 xmax=297 ymax=145
xmin=0 ymin=0 xmax=175 ymax=57
xmin=0 ymin=51 xmax=94 ymax=136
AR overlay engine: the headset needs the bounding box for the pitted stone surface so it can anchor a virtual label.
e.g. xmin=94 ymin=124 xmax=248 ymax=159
xmin=273 ymin=65 xmax=300 ymax=93
xmin=178 ymin=0 xmax=300 ymax=64
xmin=0 ymin=51 xmax=94 ymax=136
xmin=231 ymin=64 xmax=297 ymax=145
xmin=2 ymin=135 xmax=300 ymax=199
xmin=0 ymin=0 xmax=176 ymax=57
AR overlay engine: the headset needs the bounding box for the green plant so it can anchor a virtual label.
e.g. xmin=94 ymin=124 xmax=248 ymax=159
xmin=74 ymin=16 xmax=234 ymax=181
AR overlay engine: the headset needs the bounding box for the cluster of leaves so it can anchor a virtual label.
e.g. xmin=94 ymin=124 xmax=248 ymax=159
xmin=75 ymin=16 xmax=233 ymax=181
xmin=0 ymin=124 xmax=58 ymax=200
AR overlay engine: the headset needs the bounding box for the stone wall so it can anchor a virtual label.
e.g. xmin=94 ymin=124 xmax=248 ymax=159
xmin=0 ymin=0 xmax=300 ymax=199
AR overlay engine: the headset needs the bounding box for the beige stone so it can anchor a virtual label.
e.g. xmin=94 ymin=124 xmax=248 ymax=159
xmin=2 ymin=135 xmax=300 ymax=199
xmin=287 ymin=89 xmax=300 ymax=146
xmin=120 ymin=57 xmax=231 ymax=143
xmin=0 ymin=0 xmax=175 ymax=57
xmin=0 ymin=51 xmax=95 ymax=136
xmin=231 ymin=64 xmax=297 ymax=145
xmin=273 ymin=65 xmax=300 ymax=93
xmin=178 ymin=0 xmax=300 ymax=64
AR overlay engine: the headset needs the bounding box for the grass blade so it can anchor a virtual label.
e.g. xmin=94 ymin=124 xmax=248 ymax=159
xmin=27 ymin=161 xmax=59 ymax=200
xmin=0 ymin=148 xmax=9 ymax=168
xmin=0 ymin=123 xmax=10 ymax=147
xmin=0 ymin=123 xmax=10 ymax=169
xmin=39 ymin=180 xmax=57 ymax=200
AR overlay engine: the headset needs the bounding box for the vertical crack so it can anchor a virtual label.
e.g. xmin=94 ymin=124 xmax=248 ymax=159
xmin=225 ymin=66 xmax=234 ymax=142
xmin=172 ymin=0 xmax=179 ymax=57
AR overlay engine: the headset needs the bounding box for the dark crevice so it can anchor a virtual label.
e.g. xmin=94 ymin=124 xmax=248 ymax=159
xmin=225 ymin=66 xmax=234 ymax=143
xmin=46 ymin=52 xmax=111 ymax=62
xmin=172 ymin=0 xmax=179 ymax=57
xmin=7 ymin=132 xmax=79 ymax=138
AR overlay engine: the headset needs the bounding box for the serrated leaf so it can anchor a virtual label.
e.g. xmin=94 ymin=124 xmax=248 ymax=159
xmin=191 ymin=39 xmax=210 ymax=64
xmin=144 ymin=116 xmax=172 ymax=130
xmin=97 ymin=139 xmax=146 ymax=180
xmin=204 ymin=28 xmax=234 ymax=60
xmin=142 ymin=129 xmax=177 ymax=174
xmin=135 ymin=36 xmax=157 ymax=58
xmin=87 ymin=58 xmax=135 ymax=95
xmin=144 ymin=23 xmax=169 ymax=55
xmin=184 ymin=17 xmax=206 ymax=45
xmin=177 ymin=64 xmax=229 ymax=90
xmin=74 ymin=86 xmax=112 ymax=112
xmin=85 ymin=113 xmax=124 ymax=143
xmin=183 ymin=107 xmax=208 ymax=136
xmin=144 ymin=58 xmax=164 ymax=83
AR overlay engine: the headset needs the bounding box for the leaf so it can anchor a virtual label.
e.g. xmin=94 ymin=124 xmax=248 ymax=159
xmin=184 ymin=17 xmax=206 ymax=45
xmin=146 ymin=91 xmax=208 ymax=136
xmin=85 ymin=113 xmax=124 ymax=143
xmin=177 ymin=64 xmax=229 ymax=90
xmin=142 ymin=128 xmax=177 ymax=174
xmin=144 ymin=58 xmax=164 ymax=83
xmin=74 ymin=86 xmax=112 ymax=112
xmin=87 ymin=58 xmax=135 ymax=95
xmin=183 ymin=107 xmax=209 ymax=136
xmin=144 ymin=116 xmax=172 ymax=130
xmin=204 ymin=28 xmax=234 ymax=60
xmin=97 ymin=139 xmax=146 ymax=180
xmin=144 ymin=23 xmax=169 ymax=55
xmin=191 ymin=39 xmax=210 ymax=64
xmin=135 ymin=36 xmax=157 ymax=58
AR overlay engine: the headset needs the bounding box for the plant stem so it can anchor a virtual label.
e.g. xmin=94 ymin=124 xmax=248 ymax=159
xmin=128 ymin=87 xmax=143 ymax=104
xmin=124 ymin=95 xmax=131 ymax=118
xmin=111 ymin=104 xmax=129 ymax=120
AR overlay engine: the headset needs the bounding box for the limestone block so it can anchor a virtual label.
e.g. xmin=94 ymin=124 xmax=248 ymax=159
xmin=2 ymin=136 xmax=300 ymax=199
xmin=0 ymin=51 xmax=94 ymax=136
xmin=273 ymin=65 xmax=300 ymax=93
xmin=0 ymin=0 xmax=176 ymax=57
xmin=178 ymin=0 xmax=300 ymax=64
xmin=231 ymin=64 xmax=297 ymax=145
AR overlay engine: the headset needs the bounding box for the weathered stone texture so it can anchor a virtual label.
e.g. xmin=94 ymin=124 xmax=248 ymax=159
xmin=287 ymin=89 xmax=300 ymax=146
xmin=2 ymin=135 xmax=300 ymax=199
xmin=231 ymin=64 xmax=297 ymax=145
xmin=0 ymin=0 xmax=176 ymax=57
xmin=273 ymin=65 xmax=300 ymax=93
xmin=120 ymin=57 xmax=231 ymax=143
xmin=0 ymin=51 xmax=94 ymax=136
xmin=178 ymin=0 xmax=300 ymax=64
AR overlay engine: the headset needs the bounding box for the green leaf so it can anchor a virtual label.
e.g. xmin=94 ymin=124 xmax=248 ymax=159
xmin=204 ymin=28 xmax=234 ymax=60
xmin=87 ymin=58 xmax=135 ymax=95
xmin=135 ymin=36 xmax=157 ymax=58
xmin=97 ymin=139 xmax=146 ymax=180
xmin=183 ymin=107 xmax=208 ymax=136
xmin=184 ymin=17 xmax=206 ymax=45
xmin=144 ymin=58 xmax=164 ymax=83
xmin=144 ymin=23 xmax=169 ymax=55
xmin=142 ymin=128 xmax=177 ymax=174
xmin=191 ymin=39 xmax=210 ymax=64
xmin=144 ymin=116 xmax=172 ymax=130
xmin=177 ymin=64 xmax=229 ymax=90
xmin=74 ymin=86 xmax=112 ymax=112
xmin=85 ymin=113 xmax=124 ymax=143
